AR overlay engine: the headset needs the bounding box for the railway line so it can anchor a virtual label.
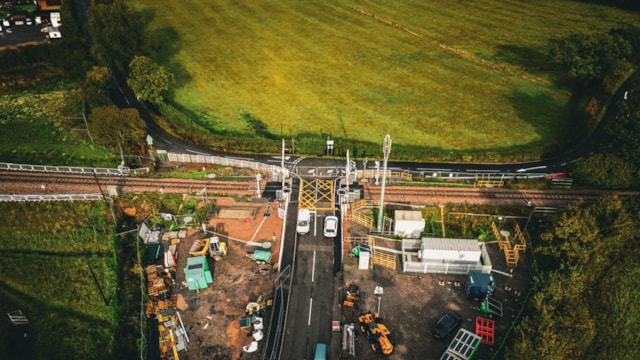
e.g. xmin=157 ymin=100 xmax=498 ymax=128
xmin=1 ymin=171 xmax=637 ymax=207
xmin=363 ymin=184 xmax=639 ymax=207
xmin=0 ymin=171 xmax=257 ymax=196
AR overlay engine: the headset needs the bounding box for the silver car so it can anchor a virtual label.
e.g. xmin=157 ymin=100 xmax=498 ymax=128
xmin=323 ymin=215 xmax=338 ymax=238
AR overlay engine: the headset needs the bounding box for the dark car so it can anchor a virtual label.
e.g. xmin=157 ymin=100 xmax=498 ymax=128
xmin=432 ymin=311 xmax=463 ymax=339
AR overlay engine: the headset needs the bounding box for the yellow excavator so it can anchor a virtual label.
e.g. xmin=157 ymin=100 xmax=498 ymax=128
xmin=358 ymin=312 xmax=395 ymax=355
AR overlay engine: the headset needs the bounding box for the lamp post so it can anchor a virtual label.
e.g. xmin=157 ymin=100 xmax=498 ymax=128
xmin=363 ymin=157 xmax=368 ymax=180
xmin=255 ymin=173 xmax=262 ymax=198
xmin=377 ymin=135 xmax=392 ymax=233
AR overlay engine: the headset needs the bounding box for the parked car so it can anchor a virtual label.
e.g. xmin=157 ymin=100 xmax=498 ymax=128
xmin=312 ymin=343 xmax=328 ymax=360
xmin=296 ymin=208 xmax=310 ymax=235
xmin=432 ymin=311 xmax=463 ymax=339
xmin=323 ymin=215 xmax=338 ymax=237
xmin=25 ymin=18 xmax=32 ymax=25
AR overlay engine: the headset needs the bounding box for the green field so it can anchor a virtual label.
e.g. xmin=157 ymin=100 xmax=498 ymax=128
xmin=0 ymin=202 xmax=117 ymax=360
xmin=0 ymin=81 xmax=118 ymax=167
xmin=131 ymin=0 xmax=638 ymax=157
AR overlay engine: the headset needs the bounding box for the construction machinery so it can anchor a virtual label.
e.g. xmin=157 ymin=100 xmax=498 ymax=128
xmin=208 ymin=236 xmax=227 ymax=261
xmin=157 ymin=309 xmax=189 ymax=360
xmin=358 ymin=312 xmax=395 ymax=355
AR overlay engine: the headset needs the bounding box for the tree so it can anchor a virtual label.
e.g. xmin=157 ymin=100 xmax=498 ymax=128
xmin=127 ymin=56 xmax=173 ymax=105
xmin=508 ymin=196 xmax=640 ymax=359
xmin=571 ymin=153 xmax=637 ymax=189
xmin=548 ymin=32 xmax=632 ymax=83
xmin=588 ymin=257 xmax=640 ymax=359
xmin=89 ymin=0 xmax=155 ymax=72
xmin=88 ymin=106 xmax=147 ymax=155
xmin=81 ymin=66 xmax=112 ymax=108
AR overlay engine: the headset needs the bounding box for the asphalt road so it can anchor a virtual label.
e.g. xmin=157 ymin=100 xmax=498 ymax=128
xmin=280 ymin=209 xmax=337 ymax=360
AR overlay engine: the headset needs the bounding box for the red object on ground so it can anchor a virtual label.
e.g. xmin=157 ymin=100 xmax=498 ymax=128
xmin=244 ymin=218 xmax=251 ymax=223
xmin=546 ymin=172 xmax=568 ymax=179
xmin=475 ymin=316 xmax=495 ymax=345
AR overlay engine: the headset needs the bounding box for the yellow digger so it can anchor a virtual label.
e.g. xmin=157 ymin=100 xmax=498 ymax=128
xmin=358 ymin=312 xmax=395 ymax=355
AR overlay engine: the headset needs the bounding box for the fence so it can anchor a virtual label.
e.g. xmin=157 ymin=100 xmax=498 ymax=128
xmin=162 ymin=152 xmax=282 ymax=177
xmin=0 ymin=193 xmax=104 ymax=202
xmin=0 ymin=162 xmax=149 ymax=176
xmin=265 ymin=265 xmax=292 ymax=360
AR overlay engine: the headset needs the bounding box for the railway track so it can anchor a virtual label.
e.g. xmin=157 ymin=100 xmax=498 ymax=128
xmin=1 ymin=171 xmax=637 ymax=206
xmin=363 ymin=184 xmax=639 ymax=207
xmin=0 ymin=171 xmax=257 ymax=195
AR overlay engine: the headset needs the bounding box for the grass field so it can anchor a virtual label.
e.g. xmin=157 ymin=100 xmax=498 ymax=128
xmin=0 ymin=202 xmax=117 ymax=360
xmin=131 ymin=0 xmax=639 ymax=156
xmin=0 ymin=81 xmax=118 ymax=167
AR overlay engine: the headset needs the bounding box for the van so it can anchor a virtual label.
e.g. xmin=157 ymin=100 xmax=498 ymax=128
xmin=296 ymin=208 xmax=310 ymax=235
xmin=313 ymin=343 xmax=328 ymax=360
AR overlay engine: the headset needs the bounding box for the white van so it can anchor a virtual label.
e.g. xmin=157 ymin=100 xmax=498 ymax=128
xmin=297 ymin=208 xmax=310 ymax=235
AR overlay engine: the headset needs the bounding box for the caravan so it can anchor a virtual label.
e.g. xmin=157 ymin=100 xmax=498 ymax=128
xmin=296 ymin=208 xmax=310 ymax=235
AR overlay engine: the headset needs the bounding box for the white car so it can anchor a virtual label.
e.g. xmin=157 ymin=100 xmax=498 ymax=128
xmin=296 ymin=208 xmax=310 ymax=235
xmin=323 ymin=216 xmax=339 ymax=238
xmin=26 ymin=18 xmax=32 ymax=26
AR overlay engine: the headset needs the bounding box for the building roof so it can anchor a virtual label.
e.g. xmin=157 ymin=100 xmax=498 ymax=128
xmin=421 ymin=237 xmax=481 ymax=252
xmin=395 ymin=210 xmax=424 ymax=221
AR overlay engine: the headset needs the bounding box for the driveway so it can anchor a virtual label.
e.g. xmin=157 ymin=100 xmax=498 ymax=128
xmin=0 ymin=23 xmax=48 ymax=48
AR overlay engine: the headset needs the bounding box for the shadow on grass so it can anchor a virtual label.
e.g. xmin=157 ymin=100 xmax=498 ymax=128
xmin=151 ymin=26 xmax=192 ymax=93
xmin=139 ymin=6 xmax=190 ymax=92
xmin=508 ymin=89 xmax=580 ymax=158
xmin=495 ymin=44 xmax=568 ymax=87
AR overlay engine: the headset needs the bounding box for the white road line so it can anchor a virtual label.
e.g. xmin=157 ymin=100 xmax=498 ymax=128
xmin=516 ymin=165 xmax=547 ymax=173
xmin=186 ymin=149 xmax=212 ymax=155
xmin=308 ymin=298 xmax=313 ymax=326
xmin=311 ymin=250 xmax=316 ymax=283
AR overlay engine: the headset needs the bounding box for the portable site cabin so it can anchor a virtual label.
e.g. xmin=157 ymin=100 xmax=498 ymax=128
xmin=402 ymin=237 xmax=492 ymax=275
xmin=394 ymin=210 xmax=425 ymax=238
xmin=465 ymin=271 xmax=496 ymax=300
xmin=184 ymin=256 xmax=213 ymax=290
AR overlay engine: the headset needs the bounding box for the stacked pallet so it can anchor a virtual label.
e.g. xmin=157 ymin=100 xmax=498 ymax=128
xmin=145 ymin=265 xmax=177 ymax=318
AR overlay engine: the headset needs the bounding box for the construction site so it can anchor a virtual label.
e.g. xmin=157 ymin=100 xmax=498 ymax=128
xmin=335 ymin=207 xmax=533 ymax=360
xmin=140 ymin=196 xmax=283 ymax=360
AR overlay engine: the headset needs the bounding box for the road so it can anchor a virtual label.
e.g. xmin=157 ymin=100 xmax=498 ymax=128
xmin=280 ymin=208 xmax=337 ymax=360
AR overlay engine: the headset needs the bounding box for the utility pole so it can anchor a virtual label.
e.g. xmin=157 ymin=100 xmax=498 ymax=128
xmin=281 ymin=139 xmax=286 ymax=198
xmin=377 ymin=135 xmax=391 ymax=233
xmin=345 ymin=149 xmax=350 ymax=197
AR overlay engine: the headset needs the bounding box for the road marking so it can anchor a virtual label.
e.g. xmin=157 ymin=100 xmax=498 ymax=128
xmin=516 ymin=165 xmax=547 ymax=172
xmin=308 ymin=298 xmax=313 ymax=326
xmin=186 ymin=149 xmax=212 ymax=155
xmin=311 ymin=250 xmax=316 ymax=283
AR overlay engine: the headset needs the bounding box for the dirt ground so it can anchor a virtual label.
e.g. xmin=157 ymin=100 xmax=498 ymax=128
xmin=339 ymin=222 xmax=532 ymax=360
xmin=168 ymin=197 xmax=283 ymax=360
xmin=154 ymin=189 xmax=532 ymax=360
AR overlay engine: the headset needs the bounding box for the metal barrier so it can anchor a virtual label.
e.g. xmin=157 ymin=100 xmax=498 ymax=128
xmin=0 ymin=162 xmax=148 ymax=176
xmin=0 ymin=193 xmax=104 ymax=202
xmin=163 ymin=152 xmax=282 ymax=176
